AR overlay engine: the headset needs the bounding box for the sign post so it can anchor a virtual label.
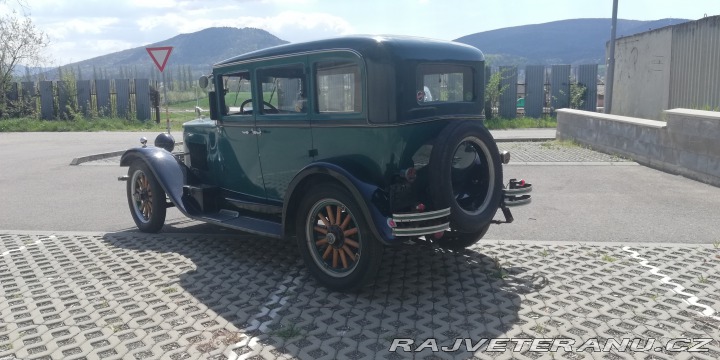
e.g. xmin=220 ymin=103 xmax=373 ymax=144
xmin=146 ymin=46 xmax=174 ymax=133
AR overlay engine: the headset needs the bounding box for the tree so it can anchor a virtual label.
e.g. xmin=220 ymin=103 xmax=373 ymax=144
xmin=0 ymin=1 xmax=49 ymax=116
xmin=484 ymin=69 xmax=509 ymax=119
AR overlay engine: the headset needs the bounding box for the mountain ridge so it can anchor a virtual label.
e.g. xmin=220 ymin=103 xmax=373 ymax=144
xmin=455 ymin=18 xmax=689 ymax=65
xmin=34 ymin=18 xmax=691 ymax=80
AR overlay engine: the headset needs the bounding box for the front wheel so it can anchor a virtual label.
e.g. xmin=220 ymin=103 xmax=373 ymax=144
xmin=127 ymin=161 xmax=166 ymax=233
xmin=432 ymin=224 xmax=491 ymax=250
xmin=295 ymin=183 xmax=383 ymax=291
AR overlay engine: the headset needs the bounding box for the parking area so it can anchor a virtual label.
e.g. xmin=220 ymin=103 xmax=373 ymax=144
xmin=1 ymin=231 xmax=719 ymax=359
xmin=1 ymin=131 xmax=719 ymax=359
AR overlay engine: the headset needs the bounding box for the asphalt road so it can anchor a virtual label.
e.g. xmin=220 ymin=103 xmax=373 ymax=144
xmin=1 ymin=131 xmax=719 ymax=243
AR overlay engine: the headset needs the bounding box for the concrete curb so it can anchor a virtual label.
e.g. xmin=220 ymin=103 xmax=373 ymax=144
xmin=494 ymin=137 xmax=556 ymax=142
xmin=69 ymin=136 xmax=555 ymax=165
xmin=70 ymin=141 xmax=184 ymax=165
xmin=69 ymin=150 xmax=126 ymax=165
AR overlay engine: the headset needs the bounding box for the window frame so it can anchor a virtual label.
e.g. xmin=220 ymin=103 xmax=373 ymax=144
xmin=415 ymin=63 xmax=476 ymax=105
xmin=218 ymin=70 xmax=254 ymax=122
xmin=255 ymin=62 xmax=309 ymax=120
xmin=310 ymin=52 xmax=366 ymax=122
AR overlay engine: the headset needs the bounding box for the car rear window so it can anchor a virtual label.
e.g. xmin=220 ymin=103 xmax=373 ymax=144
xmin=416 ymin=64 xmax=474 ymax=104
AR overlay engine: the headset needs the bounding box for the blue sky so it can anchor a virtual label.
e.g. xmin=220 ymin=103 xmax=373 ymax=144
xmin=3 ymin=0 xmax=718 ymax=65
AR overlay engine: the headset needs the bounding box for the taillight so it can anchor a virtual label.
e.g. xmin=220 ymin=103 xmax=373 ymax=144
xmin=401 ymin=167 xmax=417 ymax=183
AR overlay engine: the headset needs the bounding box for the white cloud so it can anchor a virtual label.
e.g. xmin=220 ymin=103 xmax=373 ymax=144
xmin=237 ymin=11 xmax=353 ymax=35
xmin=128 ymin=0 xmax=180 ymax=9
xmin=44 ymin=17 xmax=120 ymax=39
xmin=135 ymin=10 xmax=354 ymax=41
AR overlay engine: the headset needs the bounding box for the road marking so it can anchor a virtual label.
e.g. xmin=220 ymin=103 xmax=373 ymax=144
xmin=622 ymin=246 xmax=720 ymax=322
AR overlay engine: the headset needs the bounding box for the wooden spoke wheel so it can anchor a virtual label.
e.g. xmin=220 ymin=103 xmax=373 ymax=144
xmin=296 ymin=183 xmax=383 ymax=291
xmin=127 ymin=162 xmax=166 ymax=233
xmin=309 ymin=200 xmax=361 ymax=275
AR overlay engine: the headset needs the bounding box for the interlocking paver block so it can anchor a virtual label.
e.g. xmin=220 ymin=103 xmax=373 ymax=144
xmin=1 ymin=233 xmax=719 ymax=359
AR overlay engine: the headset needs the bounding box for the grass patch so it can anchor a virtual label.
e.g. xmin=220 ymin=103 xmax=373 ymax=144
xmin=168 ymin=97 xmax=210 ymax=110
xmin=600 ymin=253 xmax=617 ymax=263
xmin=539 ymin=139 xmax=582 ymax=150
xmin=484 ymin=116 xmax=557 ymax=130
xmin=0 ymin=117 xmax=186 ymax=132
xmin=273 ymin=324 xmax=302 ymax=340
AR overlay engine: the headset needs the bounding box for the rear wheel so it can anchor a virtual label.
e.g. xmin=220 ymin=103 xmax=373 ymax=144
xmin=127 ymin=162 xmax=166 ymax=233
xmin=432 ymin=224 xmax=491 ymax=250
xmin=296 ymin=183 xmax=383 ymax=291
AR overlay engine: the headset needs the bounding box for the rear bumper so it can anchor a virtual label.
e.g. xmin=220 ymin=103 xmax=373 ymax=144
xmin=503 ymin=179 xmax=532 ymax=207
xmin=390 ymin=208 xmax=451 ymax=237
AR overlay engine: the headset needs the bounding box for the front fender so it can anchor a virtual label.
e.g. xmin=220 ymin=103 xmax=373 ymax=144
xmin=121 ymin=147 xmax=199 ymax=217
xmin=283 ymin=163 xmax=395 ymax=244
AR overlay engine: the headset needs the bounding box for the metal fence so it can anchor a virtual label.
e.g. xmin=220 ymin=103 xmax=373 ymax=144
xmin=4 ymin=79 xmax=155 ymax=121
xmin=486 ymin=64 xmax=602 ymax=119
xmin=669 ymin=16 xmax=720 ymax=111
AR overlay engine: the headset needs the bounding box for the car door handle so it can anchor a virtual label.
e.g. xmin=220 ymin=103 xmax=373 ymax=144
xmin=241 ymin=129 xmax=263 ymax=135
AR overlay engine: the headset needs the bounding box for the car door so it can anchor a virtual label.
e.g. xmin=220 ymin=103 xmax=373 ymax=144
xmin=254 ymin=58 xmax=314 ymax=202
xmin=215 ymin=70 xmax=267 ymax=201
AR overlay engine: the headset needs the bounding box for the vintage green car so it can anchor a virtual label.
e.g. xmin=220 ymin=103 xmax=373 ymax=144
xmin=120 ymin=35 xmax=531 ymax=291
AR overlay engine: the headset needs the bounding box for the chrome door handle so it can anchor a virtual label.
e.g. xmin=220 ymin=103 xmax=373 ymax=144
xmin=241 ymin=129 xmax=263 ymax=135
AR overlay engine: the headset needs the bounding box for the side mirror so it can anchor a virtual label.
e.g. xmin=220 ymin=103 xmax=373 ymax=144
xmin=199 ymin=75 xmax=209 ymax=89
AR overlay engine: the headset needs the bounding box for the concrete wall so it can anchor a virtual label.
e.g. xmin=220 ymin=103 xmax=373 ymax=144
xmin=557 ymin=108 xmax=720 ymax=187
xmin=612 ymin=27 xmax=673 ymax=120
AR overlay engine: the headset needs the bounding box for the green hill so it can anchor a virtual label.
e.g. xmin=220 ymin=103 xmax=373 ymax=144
xmin=55 ymin=27 xmax=287 ymax=80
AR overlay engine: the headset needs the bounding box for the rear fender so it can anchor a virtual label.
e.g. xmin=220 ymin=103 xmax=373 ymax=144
xmin=121 ymin=147 xmax=199 ymax=216
xmin=283 ymin=163 xmax=395 ymax=244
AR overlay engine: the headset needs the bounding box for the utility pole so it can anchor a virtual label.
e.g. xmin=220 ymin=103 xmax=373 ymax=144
xmin=605 ymin=0 xmax=619 ymax=114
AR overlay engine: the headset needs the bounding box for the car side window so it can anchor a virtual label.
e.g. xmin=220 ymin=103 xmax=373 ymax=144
xmin=315 ymin=60 xmax=361 ymax=113
xmin=258 ymin=64 xmax=307 ymax=115
xmin=221 ymin=72 xmax=252 ymax=116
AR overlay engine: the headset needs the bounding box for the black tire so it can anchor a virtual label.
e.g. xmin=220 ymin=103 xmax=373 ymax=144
xmin=428 ymin=121 xmax=503 ymax=233
xmin=295 ymin=183 xmax=383 ymax=291
xmin=127 ymin=161 xmax=166 ymax=233
xmin=432 ymin=224 xmax=491 ymax=250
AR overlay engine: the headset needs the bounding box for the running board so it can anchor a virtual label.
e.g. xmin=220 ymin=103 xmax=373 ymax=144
xmin=191 ymin=209 xmax=282 ymax=238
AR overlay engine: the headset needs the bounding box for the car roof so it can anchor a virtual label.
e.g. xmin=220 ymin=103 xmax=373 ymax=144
xmin=214 ymin=35 xmax=484 ymax=68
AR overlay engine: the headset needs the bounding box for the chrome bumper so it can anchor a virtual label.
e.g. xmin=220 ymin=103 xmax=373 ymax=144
xmin=503 ymin=179 xmax=532 ymax=207
xmin=390 ymin=208 xmax=451 ymax=237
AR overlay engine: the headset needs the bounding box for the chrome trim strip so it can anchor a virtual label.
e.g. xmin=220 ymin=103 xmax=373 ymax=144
xmin=392 ymin=223 xmax=451 ymax=237
xmin=503 ymin=195 xmax=532 ymax=207
xmin=215 ymin=49 xmax=363 ymax=68
xmin=392 ymin=207 xmax=451 ymax=222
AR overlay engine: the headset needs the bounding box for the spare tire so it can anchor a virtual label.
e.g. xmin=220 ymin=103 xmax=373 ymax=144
xmin=428 ymin=121 xmax=503 ymax=233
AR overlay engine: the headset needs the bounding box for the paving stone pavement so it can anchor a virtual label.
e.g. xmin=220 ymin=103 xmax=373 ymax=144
xmin=496 ymin=142 xmax=632 ymax=163
xmin=1 ymin=232 xmax=718 ymax=360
